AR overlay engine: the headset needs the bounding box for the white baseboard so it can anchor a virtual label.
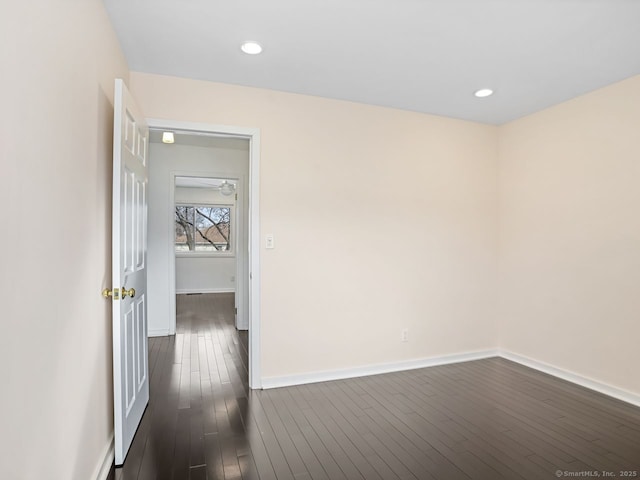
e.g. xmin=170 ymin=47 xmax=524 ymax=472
xmin=260 ymin=348 xmax=640 ymax=408
xmin=261 ymin=349 xmax=499 ymax=389
xmin=148 ymin=328 xmax=171 ymax=337
xmin=92 ymin=434 xmax=114 ymax=480
xmin=499 ymin=350 xmax=640 ymax=408
xmin=176 ymin=288 xmax=235 ymax=295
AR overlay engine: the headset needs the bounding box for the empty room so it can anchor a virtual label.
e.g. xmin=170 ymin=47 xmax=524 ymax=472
xmin=1 ymin=1 xmax=639 ymax=479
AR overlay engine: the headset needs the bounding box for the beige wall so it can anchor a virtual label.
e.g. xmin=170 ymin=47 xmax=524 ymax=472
xmin=0 ymin=1 xmax=129 ymax=479
xmin=498 ymin=75 xmax=640 ymax=395
xmin=131 ymin=72 xmax=500 ymax=379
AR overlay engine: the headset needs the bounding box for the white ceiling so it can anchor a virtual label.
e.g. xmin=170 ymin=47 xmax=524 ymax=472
xmin=149 ymin=129 xmax=249 ymax=150
xmin=103 ymin=0 xmax=640 ymax=125
xmin=175 ymin=176 xmax=236 ymax=189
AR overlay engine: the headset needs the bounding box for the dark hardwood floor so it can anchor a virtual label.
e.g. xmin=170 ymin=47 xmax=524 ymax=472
xmin=111 ymin=293 xmax=640 ymax=479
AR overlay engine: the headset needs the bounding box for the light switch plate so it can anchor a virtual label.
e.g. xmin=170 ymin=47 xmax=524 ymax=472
xmin=266 ymin=234 xmax=274 ymax=249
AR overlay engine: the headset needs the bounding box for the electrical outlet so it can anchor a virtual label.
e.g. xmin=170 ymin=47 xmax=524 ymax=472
xmin=401 ymin=328 xmax=409 ymax=342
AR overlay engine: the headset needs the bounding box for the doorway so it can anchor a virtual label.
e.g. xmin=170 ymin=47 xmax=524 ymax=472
xmin=173 ymin=175 xmax=244 ymax=325
xmin=146 ymin=121 xmax=261 ymax=389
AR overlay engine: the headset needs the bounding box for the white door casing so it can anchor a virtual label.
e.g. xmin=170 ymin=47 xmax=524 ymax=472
xmin=111 ymin=79 xmax=149 ymax=465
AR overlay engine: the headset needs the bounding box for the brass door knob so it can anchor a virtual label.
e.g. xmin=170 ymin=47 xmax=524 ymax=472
xmin=122 ymin=287 xmax=136 ymax=298
xmin=102 ymin=288 xmax=120 ymax=300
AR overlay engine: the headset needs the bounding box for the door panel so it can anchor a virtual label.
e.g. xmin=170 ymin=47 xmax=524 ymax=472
xmin=111 ymin=79 xmax=149 ymax=465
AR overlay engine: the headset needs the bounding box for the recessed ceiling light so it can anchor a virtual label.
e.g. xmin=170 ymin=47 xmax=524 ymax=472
xmin=162 ymin=132 xmax=175 ymax=144
xmin=241 ymin=41 xmax=262 ymax=55
xmin=474 ymin=88 xmax=494 ymax=98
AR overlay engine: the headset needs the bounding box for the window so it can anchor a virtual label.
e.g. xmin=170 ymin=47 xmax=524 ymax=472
xmin=175 ymin=205 xmax=232 ymax=253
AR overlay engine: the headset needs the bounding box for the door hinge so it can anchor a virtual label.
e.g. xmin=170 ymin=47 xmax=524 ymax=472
xmin=235 ymin=307 xmax=238 ymax=315
xmin=235 ymin=193 xmax=238 ymax=201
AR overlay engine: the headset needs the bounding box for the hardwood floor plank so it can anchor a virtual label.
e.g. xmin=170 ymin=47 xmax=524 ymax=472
xmin=449 ymin=360 xmax=631 ymax=472
xmin=238 ymin=451 xmax=260 ymax=480
xmin=189 ymin=465 xmax=207 ymax=480
xmin=249 ymin=394 xmax=296 ymax=480
xmin=296 ymin=392 xmax=369 ymax=480
xmin=261 ymin=390 xmax=329 ymax=480
xmin=243 ymin=408 xmax=279 ymax=480
xmin=306 ymin=383 xmax=421 ymax=480
xmin=275 ymin=388 xmax=348 ymax=480
xmin=171 ymin=408 xmax=191 ymax=479
xmin=204 ymin=432 xmax=225 ymax=480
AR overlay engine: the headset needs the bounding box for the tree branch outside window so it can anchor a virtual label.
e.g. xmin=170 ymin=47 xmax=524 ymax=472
xmin=175 ymin=205 xmax=231 ymax=252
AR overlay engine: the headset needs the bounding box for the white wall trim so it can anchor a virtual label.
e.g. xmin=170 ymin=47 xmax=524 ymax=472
xmin=261 ymin=350 xmax=499 ymax=389
xmin=146 ymin=118 xmax=261 ymax=389
xmin=248 ymin=130 xmax=261 ymax=388
xmin=499 ymin=350 xmax=640 ymax=408
xmin=148 ymin=328 xmax=172 ymax=337
xmin=92 ymin=434 xmax=114 ymax=480
xmin=261 ymin=348 xmax=640 ymax=408
xmin=176 ymin=288 xmax=235 ymax=295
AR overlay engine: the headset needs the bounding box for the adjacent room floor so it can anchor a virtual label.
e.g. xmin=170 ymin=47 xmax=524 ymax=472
xmin=112 ymin=293 xmax=640 ymax=479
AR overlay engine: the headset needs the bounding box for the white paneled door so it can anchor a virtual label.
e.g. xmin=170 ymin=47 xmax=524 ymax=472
xmin=110 ymin=79 xmax=149 ymax=465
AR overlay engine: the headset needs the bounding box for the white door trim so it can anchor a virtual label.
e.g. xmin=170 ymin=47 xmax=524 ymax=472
xmin=146 ymin=118 xmax=262 ymax=389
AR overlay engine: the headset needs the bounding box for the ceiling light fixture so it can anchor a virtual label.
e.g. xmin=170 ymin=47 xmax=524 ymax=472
xmin=220 ymin=180 xmax=235 ymax=196
xmin=240 ymin=41 xmax=262 ymax=55
xmin=474 ymin=88 xmax=494 ymax=98
xmin=162 ymin=131 xmax=175 ymax=144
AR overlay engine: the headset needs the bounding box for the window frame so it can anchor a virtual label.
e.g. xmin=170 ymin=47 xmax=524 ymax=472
xmin=174 ymin=203 xmax=235 ymax=258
